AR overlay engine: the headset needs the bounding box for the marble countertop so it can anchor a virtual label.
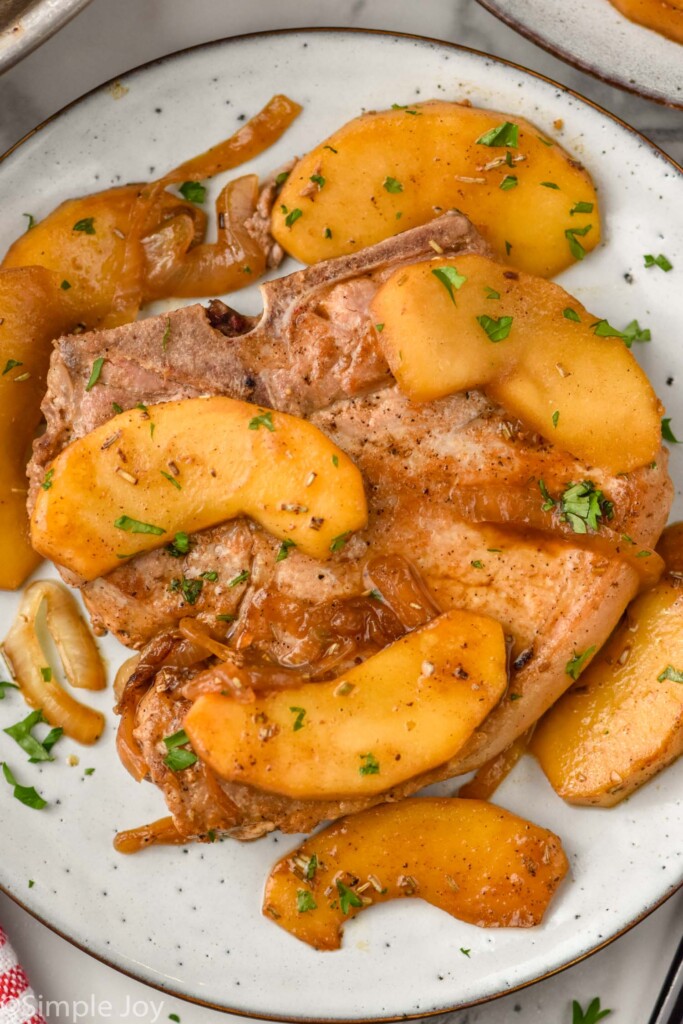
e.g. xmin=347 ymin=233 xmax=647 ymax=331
xmin=1 ymin=2 xmax=681 ymax=1023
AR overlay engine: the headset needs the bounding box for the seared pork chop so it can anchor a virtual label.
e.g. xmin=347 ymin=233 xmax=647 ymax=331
xmin=29 ymin=212 xmax=673 ymax=841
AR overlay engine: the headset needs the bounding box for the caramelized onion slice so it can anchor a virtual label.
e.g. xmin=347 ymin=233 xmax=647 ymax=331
xmin=114 ymin=816 xmax=189 ymax=854
xmin=458 ymin=729 xmax=533 ymax=801
xmin=2 ymin=580 xmax=105 ymax=744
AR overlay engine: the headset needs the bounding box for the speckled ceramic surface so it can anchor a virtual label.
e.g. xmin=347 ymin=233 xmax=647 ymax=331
xmin=0 ymin=29 xmax=682 ymax=1021
xmin=476 ymin=0 xmax=683 ymax=109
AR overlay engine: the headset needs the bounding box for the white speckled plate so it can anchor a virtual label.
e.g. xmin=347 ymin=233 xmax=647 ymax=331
xmin=0 ymin=28 xmax=682 ymax=1022
xmin=476 ymin=0 xmax=683 ymax=109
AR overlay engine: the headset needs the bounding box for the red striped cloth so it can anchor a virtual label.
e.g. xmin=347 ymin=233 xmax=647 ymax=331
xmin=0 ymin=928 xmax=45 ymax=1024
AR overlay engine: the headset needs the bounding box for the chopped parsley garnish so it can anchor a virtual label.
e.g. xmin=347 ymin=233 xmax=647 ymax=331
xmin=539 ymin=479 xmax=556 ymax=511
xmin=162 ymin=318 xmax=171 ymax=351
xmin=169 ymin=577 xmax=203 ymax=605
xmin=552 ymin=410 xmax=560 ymax=428
xmin=661 ymin=418 xmax=680 ymax=444
xmin=73 ymin=217 xmax=96 ymax=235
xmin=476 ymin=122 xmax=519 ymax=147
xmin=336 ymin=880 xmax=363 ymax=914
xmin=112 ymin=402 xmax=124 ymax=414
xmin=276 ymin=538 xmax=296 ymax=562
xmin=330 ymin=532 xmax=351 ymax=553
xmin=162 ymin=729 xmax=198 ymax=771
xmin=1 ymin=762 xmax=47 ymax=809
xmin=160 ymin=470 xmax=181 ymax=490
xmin=216 ymin=613 xmax=236 ymax=622
xmin=2 ymin=359 xmax=23 ymax=375
xmin=310 ymin=174 xmax=326 ymax=188
xmin=566 ymin=647 xmax=596 ymax=681
xmin=248 ymin=410 xmax=275 ymax=431
xmin=643 ymin=253 xmax=672 ymax=272
xmin=200 ymin=571 xmax=218 ymax=581
xmin=332 ymin=454 xmax=339 ymax=467
xmin=28 ymin=880 xmax=35 ymax=888
xmin=40 ymin=667 xmax=52 ymax=682
xmin=169 ymin=1016 xmax=181 ymax=1024
xmin=179 ymin=181 xmax=206 ymax=204
xmin=0 ymin=682 xmax=19 ymax=700
xmin=383 ymin=176 xmax=403 ymax=194
xmin=275 ymin=171 xmax=290 ymax=186
xmin=563 ymin=311 xmax=580 ymax=327
xmin=592 ymin=319 xmax=626 ymax=339
xmin=114 ymin=515 xmax=165 ymax=535
xmin=306 ymin=853 xmax=318 ymax=880
xmin=621 ymin=320 xmax=651 ymax=347
xmin=23 ymin=213 xmax=36 ymax=231
xmin=509 ymin=693 xmax=522 ymax=700
xmin=41 ymin=469 xmax=54 ymax=491
xmin=324 ymin=227 xmax=333 ymax=238
xmin=505 ymin=240 xmax=512 ymax=256
xmin=636 ymin=550 xmax=651 ymax=558
xmin=499 ymin=175 xmax=518 ymax=190
xmin=289 ymin=706 xmax=306 ymax=731
xmin=565 ymin=224 xmax=592 ymax=260
xmin=658 ymin=665 xmax=683 ymax=683
xmin=560 ymin=480 xmax=614 ymax=533
xmin=4 ymin=710 xmax=62 ymax=762
xmin=432 ymin=265 xmax=467 ymax=304
xmin=84 ymin=767 xmax=95 ymax=776
xmin=228 ymin=569 xmax=250 ymax=587
xmin=296 ymin=889 xmax=317 ymax=913
xmin=484 ymin=286 xmax=500 ymax=299
xmin=285 ymin=208 xmax=303 ymax=228
xmin=536 ymin=135 xmax=554 ymax=146
xmin=476 ymin=314 xmax=513 ymax=342
xmin=375 ymin=322 xmax=385 ymax=332
xmin=166 ymin=531 xmax=190 ymax=557
xmin=323 ymin=145 xmax=338 ymax=154
xmin=368 ymin=588 xmax=383 ymax=601
xmin=570 ymin=201 xmax=594 ymax=215
xmin=85 ymin=357 xmax=105 ymax=391
xmin=572 ymin=996 xmax=612 ymax=1024
xmin=391 ymin=103 xmax=421 ymax=115
xmin=460 ymin=948 xmax=471 ymax=957
xmin=359 ymin=752 xmax=380 ymax=775
xmin=60 ymin=279 xmax=71 ymax=290
xmin=540 ymin=181 xmax=559 ymax=189
xmin=471 ymin=560 xmax=484 ymax=569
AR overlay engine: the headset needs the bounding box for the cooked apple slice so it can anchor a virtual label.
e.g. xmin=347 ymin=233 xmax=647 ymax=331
xmin=531 ymin=522 xmax=683 ymax=806
xmin=263 ymin=797 xmax=569 ymax=949
xmin=0 ymin=267 xmax=75 ymax=590
xmin=184 ymin=610 xmax=507 ymax=799
xmin=371 ymin=253 xmax=661 ymax=473
xmin=31 ymin=396 xmax=368 ymax=580
xmin=273 ymin=100 xmax=599 ymax=277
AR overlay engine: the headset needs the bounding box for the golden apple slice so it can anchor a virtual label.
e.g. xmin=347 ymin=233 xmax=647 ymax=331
xmin=531 ymin=522 xmax=683 ymax=806
xmin=263 ymin=797 xmax=569 ymax=949
xmin=184 ymin=610 xmax=507 ymax=799
xmin=31 ymin=396 xmax=367 ymax=580
xmin=371 ymin=253 xmax=661 ymax=473
xmin=273 ymin=100 xmax=599 ymax=277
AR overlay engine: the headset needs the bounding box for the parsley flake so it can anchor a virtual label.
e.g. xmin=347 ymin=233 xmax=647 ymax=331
xmin=572 ymin=996 xmax=612 ymax=1024
xmin=169 ymin=577 xmax=203 ymax=605
xmin=285 ymin=208 xmax=303 ymax=228
xmin=289 ymin=706 xmax=306 ymax=731
xmin=383 ymin=176 xmax=403 ymax=194
xmin=499 ymin=175 xmax=518 ymax=190
xmin=1 ymin=762 xmax=47 ymax=809
xmin=566 ymin=646 xmax=596 ymax=680
xmin=276 ymin=538 xmax=296 ymax=562
xmin=552 ymin=410 xmax=560 ymax=428
xmin=41 ymin=469 xmax=54 ymax=491
xmin=228 ymin=569 xmax=250 ymax=587
xmin=336 ymin=880 xmax=363 ymax=914
xmin=310 ymin=174 xmax=326 ymax=189
xmin=112 ymin=402 xmax=124 ymax=414
xmin=560 ymin=480 xmax=613 ymax=533
xmin=539 ymin=479 xmax=556 ymax=512
xmin=114 ymin=515 xmax=165 ymax=535
xmin=306 ymin=853 xmax=318 ymax=880
xmin=162 ymin=729 xmax=198 ymax=772
xmin=85 ymin=357 xmax=105 ymax=391
xmin=162 ymin=318 xmax=171 ymax=351
xmin=476 ymin=314 xmax=513 ymax=342
xmin=658 ymin=665 xmax=683 ymax=683
xmin=248 ymin=410 xmax=275 ymax=432
xmin=432 ymin=265 xmax=467 ymax=304
xmin=484 ymin=286 xmax=500 ymax=299
xmin=60 ymin=279 xmax=71 ymax=290
xmin=0 ymin=682 xmax=19 ymax=700
xmin=359 ymin=752 xmax=380 ymax=775
xmin=643 ymin=253 xmax=672 ymax=272
xmin=565 ymin=224 xmax=592 ymax=261
xmin=662 ymin=418 xmax=680 ymax=444
xmin=40 ymin=667 xmax=52 ymax=682
xmin=460 ymin=947 xmax=471 ymax=957
xmin=570 ymin=201 xmax=594 ymax=215
xmin=296 ymin=889 xmax=317 ymax=913
xmin=275 ymin=171 xmax=290 ymax=186
xmin=23 ymin=213 xmax=36 ymax=231
xmin=2 ymin=359 xmax=23 ymax=375
xmin=471 ymin=560 xmax=484 ymax=569
xmin=73 ymin=217 xmax=96 ymax=235
xmin=476 ymin=122 xmax=519 ymax=147
xmin=4 ymin=710 xmax=62 ymax=762
xmin=166 ymin=531 xmax=190 ymax=557
xmin=330 ymin=532 xmax=351 ymax=553
xmin=540 ymin=181 xmax=559 ymax=189
xmin=324 ymin=227 xmax=333 ymax=238
xmin=179 ymin=181 xmax=206 ymax=204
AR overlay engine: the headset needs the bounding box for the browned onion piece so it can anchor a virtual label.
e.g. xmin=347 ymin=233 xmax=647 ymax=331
xmin=2 ymin=580 xmax=105 ymax=743
xmin=458 ymin=729 xmax=533 ymax=801
xmin=364 ymin=554 xmax=440 ymax=630
xmin=114 ymin=816 xmax=189 ymax=854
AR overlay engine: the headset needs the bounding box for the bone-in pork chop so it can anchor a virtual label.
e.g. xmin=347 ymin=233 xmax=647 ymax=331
xmin=29 ymin=212 xmax=673 ymax=841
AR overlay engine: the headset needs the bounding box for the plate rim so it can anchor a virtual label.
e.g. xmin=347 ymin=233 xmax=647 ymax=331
xmin=1 ymin=24 xmax=682 ymax=1022
xmin=474 ymin=0 xmax=683 ymax=111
